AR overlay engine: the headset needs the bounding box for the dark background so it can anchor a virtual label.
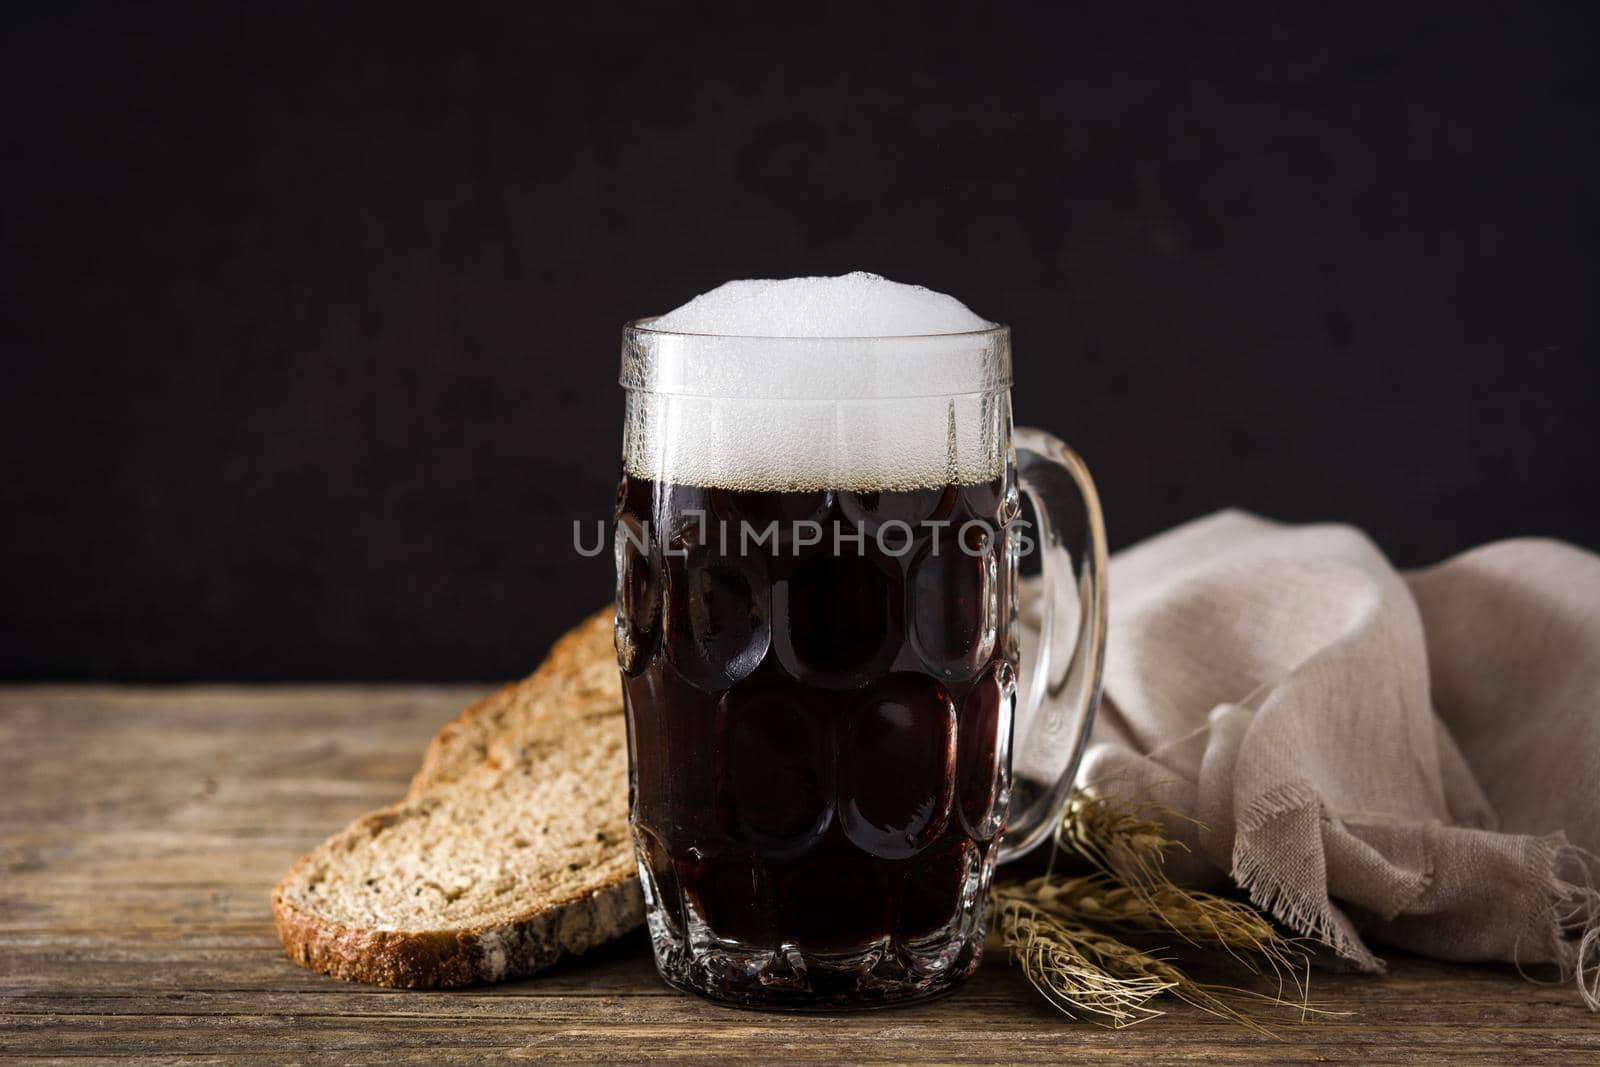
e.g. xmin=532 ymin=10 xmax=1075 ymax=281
xmin=3 ymin=2 xmax=1595 ymax=680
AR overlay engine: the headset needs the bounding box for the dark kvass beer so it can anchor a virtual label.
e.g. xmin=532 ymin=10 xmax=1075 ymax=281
xmin=614 ymin=470 xmax=1018 ymax=996
xmin=613 ymin=274 xmax=1111 ymax=1008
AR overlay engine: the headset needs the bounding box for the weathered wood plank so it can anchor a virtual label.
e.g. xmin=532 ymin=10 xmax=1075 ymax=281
xmin=1 ymin=686 xmax=1595 ymax=1063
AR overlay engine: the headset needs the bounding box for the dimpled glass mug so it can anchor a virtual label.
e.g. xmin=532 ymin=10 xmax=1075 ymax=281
xmin=611 ymin=300 xmax=1107 ymax=1008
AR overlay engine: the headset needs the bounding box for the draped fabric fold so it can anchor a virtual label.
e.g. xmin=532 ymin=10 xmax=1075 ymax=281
xmin=1060 ymin=511 xmax=1599 ymax=1007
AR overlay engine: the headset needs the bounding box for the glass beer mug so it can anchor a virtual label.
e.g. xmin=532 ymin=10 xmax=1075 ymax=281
xmin=612 ymin=319 xmax=1107 ymax=1007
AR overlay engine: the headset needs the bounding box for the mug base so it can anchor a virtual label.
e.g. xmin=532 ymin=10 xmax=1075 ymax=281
xmin=649 ymin=932 xmax=985 ymax=1011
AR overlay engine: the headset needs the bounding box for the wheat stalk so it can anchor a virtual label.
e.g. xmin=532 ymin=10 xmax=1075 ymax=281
xmin=1018 ymin=872 xmax=1307 ymax=986
xmin=994 ymin=788 xmax=1332 ymax=1032
xmin=993 ymin=893 xmax=1280 ymax=1034
xmin=996 ymin=896 xmax=1174 ymax=1026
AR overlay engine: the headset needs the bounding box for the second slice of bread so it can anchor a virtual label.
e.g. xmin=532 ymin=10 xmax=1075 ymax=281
xmin=272 ymin=609 xmax=644 ymax=988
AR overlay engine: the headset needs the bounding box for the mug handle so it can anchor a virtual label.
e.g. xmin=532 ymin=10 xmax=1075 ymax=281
xmin=995 ymin=427 xmax=1109 ymax=863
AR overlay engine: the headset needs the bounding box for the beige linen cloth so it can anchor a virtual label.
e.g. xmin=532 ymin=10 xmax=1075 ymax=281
xmin=1072 ymin=510 xmax=1599 ymax=1007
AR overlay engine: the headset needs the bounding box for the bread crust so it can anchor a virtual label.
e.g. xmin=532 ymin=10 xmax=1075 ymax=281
xmin=271 ymin=860 xmax=642 ymax=989
xmin=272 ymin=607 xmax=643 ymax=988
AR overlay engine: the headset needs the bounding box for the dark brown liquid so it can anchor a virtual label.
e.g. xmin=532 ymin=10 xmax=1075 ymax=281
xmin=614 ymin=474 xmax=1015 ymax=956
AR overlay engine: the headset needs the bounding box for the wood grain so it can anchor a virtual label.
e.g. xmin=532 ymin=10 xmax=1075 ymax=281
xmin=1 ymin=686 xmax=1594 ymax=1063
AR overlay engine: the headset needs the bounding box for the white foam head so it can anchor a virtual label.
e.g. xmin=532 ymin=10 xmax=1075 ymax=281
xmin=622 ymin=273 xmax=1011 ymax=492
xmin=649 ymin=271 xmax=992 ymax=337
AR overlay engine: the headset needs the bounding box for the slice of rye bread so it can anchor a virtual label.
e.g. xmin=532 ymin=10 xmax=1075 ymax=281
xmin=272 ymin=608 xmax=644 ymax=988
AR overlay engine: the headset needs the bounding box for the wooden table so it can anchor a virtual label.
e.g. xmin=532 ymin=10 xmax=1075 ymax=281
xmin=2 ymin=686 xmax=1594 ymax=1064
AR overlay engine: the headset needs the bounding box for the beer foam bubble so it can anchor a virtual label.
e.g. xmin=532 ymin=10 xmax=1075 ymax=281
xmin=624 ymin=273 xmax=1009 ymax=492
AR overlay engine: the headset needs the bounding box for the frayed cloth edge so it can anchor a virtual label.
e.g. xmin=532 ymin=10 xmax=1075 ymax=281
xmin=1231 ymin=781 xmax=1385 ymax=973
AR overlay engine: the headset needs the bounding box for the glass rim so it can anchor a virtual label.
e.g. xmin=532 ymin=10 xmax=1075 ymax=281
xmin=620 ymin=317 xmax=1014 ymax=400
xmin=624 ymin=316 xmax=1011 ymax=343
